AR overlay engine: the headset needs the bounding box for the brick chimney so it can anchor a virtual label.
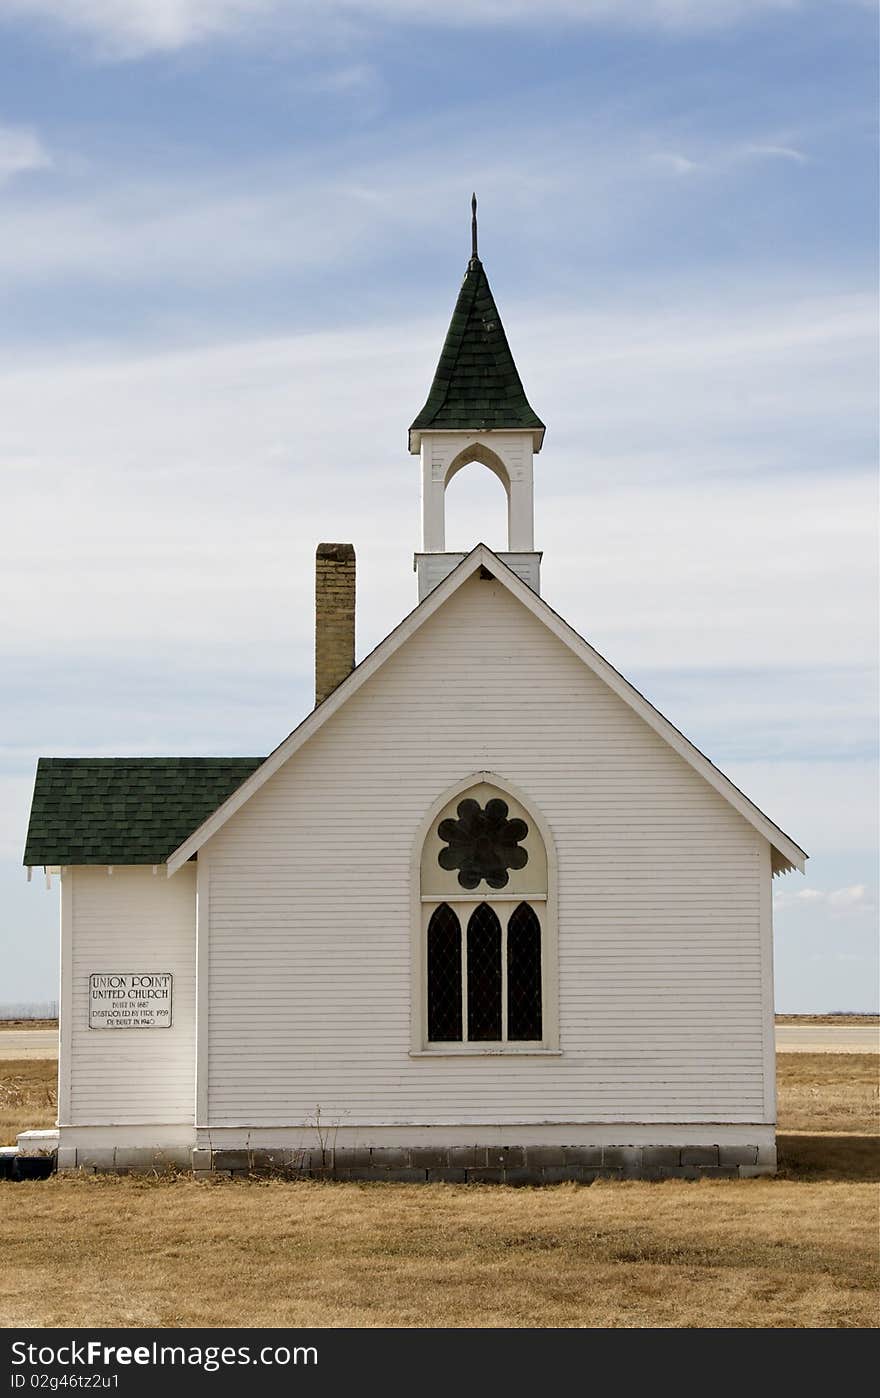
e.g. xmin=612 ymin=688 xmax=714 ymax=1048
xmin=315 ymin=543 xmax=356 ymax=705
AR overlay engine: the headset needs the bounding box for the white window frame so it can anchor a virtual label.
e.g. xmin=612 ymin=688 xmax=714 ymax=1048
xmin=410 ymin=772 xmax=560 ymax=1057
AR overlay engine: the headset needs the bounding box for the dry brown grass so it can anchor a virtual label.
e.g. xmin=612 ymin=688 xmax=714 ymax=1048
xmin=2 ymin=1055 xmax=877 ymax=1329
xmin=776 ymin=1014 xmax=879 ymax=1026
xmin=777 ymin=1053 xmax=879 ymax=1135
xmin=1 ymin=1173 xmax=876 ymax=1329
xmin=0 ymin=1019 xmax=59 ymax=1031
xmin=0 ymin=1058 xmax=57 ymax=1144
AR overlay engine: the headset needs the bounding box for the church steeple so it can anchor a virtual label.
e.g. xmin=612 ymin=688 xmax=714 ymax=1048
xmin=410 ymin=199 xmax=545 ymax=602
xmin=409 ymin=196 xmax=545 ymax=453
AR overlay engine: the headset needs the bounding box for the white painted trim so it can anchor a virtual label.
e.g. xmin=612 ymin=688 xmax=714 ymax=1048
xmin=444 ymin=441 xmax=511 ymax=491
xmin=415 ymin=550 xmax=541 ymax=601
xmin=760 ymin=839 xmax=777 ymax=1124
xmin=409 ymin=771 xmax=559 ymax=1055
xmin=194 ymin=1123 xmax=775 ymax=1150
xmin=166 ymin=545 xmax=807 ymax=876
xmin=58 ymin=1124 xmax=196 ymax=1149
xmin=420 ymin=893 xmax=548 ymax=903
xmin=57 ymin=868 xmax=73 ymax=1126
xmin=16 ymin=1129 xmax=59 ymax=1155
xmin=195 ymin=850 xmax=210 ymax=1128
xmin=409 ymin=425 xmax=545 ymax=453
xmin=409 ymin=1049 xmax=563 ymax=1059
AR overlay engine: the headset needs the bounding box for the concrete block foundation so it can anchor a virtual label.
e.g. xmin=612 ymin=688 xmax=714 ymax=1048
xmin=197 ymin=1142 xmax=775 ymax=1182
xmin=43 ymin=1129 xmax=777 ymax=1180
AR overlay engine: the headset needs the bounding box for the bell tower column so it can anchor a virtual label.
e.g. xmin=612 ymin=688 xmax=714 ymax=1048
xmin=420 ymin=452 xmax=446 ymax=552
xmin=506 ymin=454 xmax=534 ymax=553
xmin=414 ymin=430 xmax=541 ymax=601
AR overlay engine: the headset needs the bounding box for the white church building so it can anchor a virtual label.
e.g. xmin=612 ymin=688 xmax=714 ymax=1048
xmin=23 ymin=210 xmax=806 ymax=1181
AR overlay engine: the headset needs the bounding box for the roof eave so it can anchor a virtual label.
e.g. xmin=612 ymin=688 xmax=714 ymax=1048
xmin=408 ymin=424 xmax=545 ymax=454
xmin=167 ymin=544 xmax=807 ymax=878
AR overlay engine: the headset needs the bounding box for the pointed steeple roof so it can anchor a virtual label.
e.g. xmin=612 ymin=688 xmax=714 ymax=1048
xmin=409 ymin=203 xmax=545 ymax=452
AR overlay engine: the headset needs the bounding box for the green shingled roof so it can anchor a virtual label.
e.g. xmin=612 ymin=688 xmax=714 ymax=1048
xmin=409 ymin=257 xmax=545 ymax=450
xmin=24 ymin=757 xmax=265 ymax=866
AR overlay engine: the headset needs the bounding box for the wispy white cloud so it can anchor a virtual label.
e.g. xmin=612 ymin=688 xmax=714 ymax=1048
xmin=828 ymin=884 xmax=869 ymax=909
xmin=774 ymin=883 xmax=874 ymax=916
xmin=652 ymin=137 xmax=809 ymax=179
xmin=304 ymin=62 xmax=382 ymax=96
xmin=0 ymin=0 xmax=277 ymax=58
xmin=0 ymin=123 xmax=51 ymax=184
xmin=652 ymin=152 xmax=701 ymax=175
xmin=0 ymin=289 xmax=875 ymax=679
xmin=733 ymin=761 xmax=877 ymax=859
xmin=745 ymin=142 xmax=808 ymax=164
xmin=0 ymin=140 xmax=566 ymax=285
xmin=0 ymin=0 xmax=849 ymax=60
xmin=0 ymin=112 xmax=830 ymax=291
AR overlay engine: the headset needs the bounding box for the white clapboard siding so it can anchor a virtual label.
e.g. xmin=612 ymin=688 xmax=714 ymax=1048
xmin=67 ymin=866 xmax=196 ymax=1124
xmin=203 ymin=573 xmax=770 ymax=1126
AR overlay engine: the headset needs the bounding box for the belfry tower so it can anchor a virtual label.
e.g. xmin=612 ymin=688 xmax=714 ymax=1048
xmin=410 ymin=196 xmax=545 ymax=601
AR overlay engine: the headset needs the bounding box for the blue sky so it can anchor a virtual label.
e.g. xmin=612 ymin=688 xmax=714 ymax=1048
xmin=1 ymin=0 xmax=877 ymax=1010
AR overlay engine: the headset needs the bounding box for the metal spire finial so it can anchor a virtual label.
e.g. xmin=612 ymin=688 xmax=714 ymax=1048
xmin=471 ymin=192 xmax=478 ymax=260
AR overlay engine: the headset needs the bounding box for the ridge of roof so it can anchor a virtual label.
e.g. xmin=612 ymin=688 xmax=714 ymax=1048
xmin=166 ymin=545 xmax=807 ymax=878
xmin=409 ymin=257 xmax=545 ymax=451
xmin=35 ymin=756 xmax=262 ymax=768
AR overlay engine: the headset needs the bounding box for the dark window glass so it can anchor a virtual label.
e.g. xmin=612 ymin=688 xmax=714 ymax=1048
xmin=467 ymin=904 xmax=502 ymax=1041
xmin=427 ymin=903 xmax=462 ymax=1041
xmin=438 ymin=797 xmax=529 ymax=890
xmin=507 ymin=903 xmax=542 ymax=1041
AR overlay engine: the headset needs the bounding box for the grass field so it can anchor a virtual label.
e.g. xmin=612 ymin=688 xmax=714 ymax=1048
xmin=1 ymin=1059 xmax=58 ymax=1144
xmin=1 ymin=1055 xmax=877 ymax=1329
xmin=0 ymin=1020 xmax=59 ymax=1031
xmin=775 ymin=1014 xmax=879 ymax=1026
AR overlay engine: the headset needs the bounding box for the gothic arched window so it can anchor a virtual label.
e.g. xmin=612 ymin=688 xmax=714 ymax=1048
xmin=419 ymin=779 xmax=556 ymax=1051
xmin=507 ymin=902 xmax=542 ymax=1042
xmin=466 ymin=904 xmax=502 ymax=1040
xmin=427 ymin=904 xmax=462 ymax=1042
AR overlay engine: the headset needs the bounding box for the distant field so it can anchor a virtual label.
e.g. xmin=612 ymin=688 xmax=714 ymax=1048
xmin=0 ymin=1059 xmax=57 ymax=1144
xmin=776 ymin=1014 xmax=879 ymax=1026
xmin=1 ymin=1016 xmax=876 ymax=1033
xmin=778 ymin=1053 xmax=878 ymax=1134
xmin=1 ymin=1053 xmax=877 ymax=1329
xmin=0 ymin=1020 xmax=59 ymax=1031
xmin=1 ymin=1017 xmax=875 ymax=1036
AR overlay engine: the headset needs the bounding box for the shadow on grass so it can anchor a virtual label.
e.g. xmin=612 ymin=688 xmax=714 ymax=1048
xmin=777 ymin=1133 xmax=880 ymax=1181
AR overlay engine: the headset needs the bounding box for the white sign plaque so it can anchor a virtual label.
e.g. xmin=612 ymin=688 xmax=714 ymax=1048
xmin=89 ymin=972 xmax=173 ymax=1029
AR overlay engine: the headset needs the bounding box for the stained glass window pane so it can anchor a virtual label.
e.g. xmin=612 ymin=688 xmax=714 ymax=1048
xmin=507 ymin=903 xmax=542 ymax=1041
xmin=438 ymin=798 xmax=529 ymax=890
xmin=467 ymin=904 xmax=502 ymax=1041
xmin=427 ymin=904 xmax=462 ymax=1041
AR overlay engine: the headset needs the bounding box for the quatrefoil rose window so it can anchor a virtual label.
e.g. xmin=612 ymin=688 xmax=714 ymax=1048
xmin=437 ymin=797 xmax=529 ymax=890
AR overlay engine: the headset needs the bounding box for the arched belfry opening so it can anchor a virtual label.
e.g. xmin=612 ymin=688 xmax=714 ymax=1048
xmin=408 ymin=196 xmax=545 ymax=601
xmin=443 ymin=447 xmax=512 ymax=554
xmin=447 ymin=441 xmax=511 ymax=488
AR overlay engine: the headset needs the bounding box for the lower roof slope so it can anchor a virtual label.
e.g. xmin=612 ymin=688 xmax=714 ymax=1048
xmin=24 ymin=757 xmax=264 ymax=866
